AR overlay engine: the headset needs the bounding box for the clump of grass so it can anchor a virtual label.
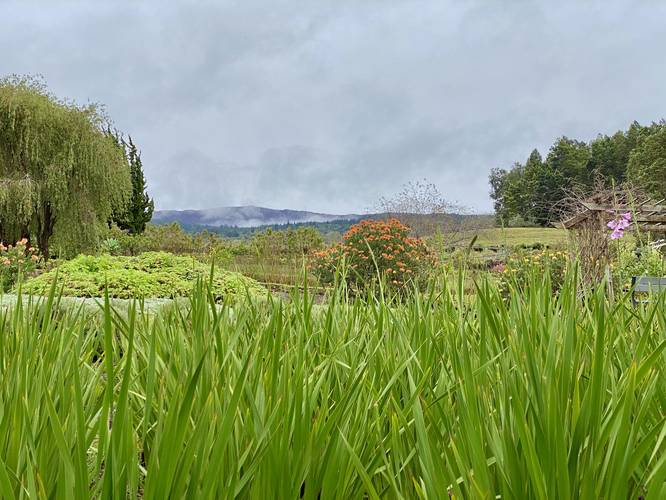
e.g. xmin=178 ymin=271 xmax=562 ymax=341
xmin=0 ymin=269 xmax=664 ymax=498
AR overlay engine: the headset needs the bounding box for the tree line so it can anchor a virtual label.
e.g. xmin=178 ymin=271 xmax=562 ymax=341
xmin=489 ymin=121 xmax=666 ymax=226
xmin=0 ymin=76 xmax=153 ymax=258
xmin=175 ymin=218 xmax=365 ymax=239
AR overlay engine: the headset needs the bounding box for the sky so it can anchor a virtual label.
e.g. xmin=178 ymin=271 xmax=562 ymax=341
xmin=2 ymin=1 xmax=665 ymax=214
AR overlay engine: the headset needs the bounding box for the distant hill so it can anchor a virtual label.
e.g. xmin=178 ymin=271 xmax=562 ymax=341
xmin=153 ymin=205 xmax=364 ymax=228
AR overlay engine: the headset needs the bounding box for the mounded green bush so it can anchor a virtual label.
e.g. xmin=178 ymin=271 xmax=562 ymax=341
xmin=20 ymin=251 xmax=265 ymax=299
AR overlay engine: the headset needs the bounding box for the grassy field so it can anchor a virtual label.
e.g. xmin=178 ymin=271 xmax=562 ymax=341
xmin=0 ymin=273 xmax=664 ymax=498
xmin=458 ymin=227 xmax=568 ymax=247
xmin=230 ymin=254 xmax=310 ymax=288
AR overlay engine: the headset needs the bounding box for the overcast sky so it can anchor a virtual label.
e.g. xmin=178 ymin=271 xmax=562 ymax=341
xmin=2 ymin=1 xmax=665 ymax=213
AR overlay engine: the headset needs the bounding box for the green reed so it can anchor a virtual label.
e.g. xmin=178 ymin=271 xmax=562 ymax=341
xmin=0 ymin=269 xmax=664 ymax=498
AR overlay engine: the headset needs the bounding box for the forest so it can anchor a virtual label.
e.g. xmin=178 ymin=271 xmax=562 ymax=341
xmin=489 ymin=120 xmax=666 ymax=225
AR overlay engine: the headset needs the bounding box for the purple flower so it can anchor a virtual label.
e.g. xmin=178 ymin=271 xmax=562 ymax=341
xmin=607 ymin=218 xmax=630 ymax=230
xmin=607 ymin=212 xmax=631 ymax=239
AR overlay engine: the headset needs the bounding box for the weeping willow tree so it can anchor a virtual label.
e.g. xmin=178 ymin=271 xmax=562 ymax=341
xmin=0 ymin=76 xmax=131 ymax=258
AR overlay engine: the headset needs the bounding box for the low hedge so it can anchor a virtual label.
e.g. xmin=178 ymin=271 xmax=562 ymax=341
xmin=19 ymin=252 xmax=265 ymax=300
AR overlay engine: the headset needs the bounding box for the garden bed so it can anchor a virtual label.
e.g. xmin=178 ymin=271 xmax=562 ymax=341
xmin=19 ymin=251 xmax=266 ymax=300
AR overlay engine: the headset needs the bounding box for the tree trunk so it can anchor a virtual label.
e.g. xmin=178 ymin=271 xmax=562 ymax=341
xmin=37 ymin=203 xmax=54 ymax=260
xmin=19 ymin=226 xmax=31 ymax=246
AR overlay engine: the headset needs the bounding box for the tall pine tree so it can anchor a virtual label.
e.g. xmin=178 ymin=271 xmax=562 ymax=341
xmin=111 ymin=135 xmax=154 ymax=233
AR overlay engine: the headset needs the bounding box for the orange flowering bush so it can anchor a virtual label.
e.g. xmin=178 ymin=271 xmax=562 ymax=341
xmin=0 ymin=238 xmax=41 ymax=291
xmin=310 ymin=218 xmax=435 ymax=292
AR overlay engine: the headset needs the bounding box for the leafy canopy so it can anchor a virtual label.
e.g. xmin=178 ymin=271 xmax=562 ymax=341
xmin=490 ymin=120 xmax=666 ymax=226
xmin=0 ymin=75 xmax=131 ymax=256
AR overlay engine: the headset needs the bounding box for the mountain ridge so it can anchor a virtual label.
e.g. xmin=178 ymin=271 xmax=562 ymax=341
xmin=153 ymin=205 xmax=364 ymax=228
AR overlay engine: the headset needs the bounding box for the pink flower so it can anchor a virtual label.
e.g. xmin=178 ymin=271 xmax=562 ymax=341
xmin=490 ymin=262 xmax=506 ymax=273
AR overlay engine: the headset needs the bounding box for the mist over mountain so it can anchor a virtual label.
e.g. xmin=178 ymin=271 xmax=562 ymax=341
xmin=153 ymin=206 xmax=364 ymax=228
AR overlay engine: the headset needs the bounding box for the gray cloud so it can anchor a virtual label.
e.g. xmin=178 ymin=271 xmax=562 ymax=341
xmin=2 ymin=0 xmax=665 ymax=213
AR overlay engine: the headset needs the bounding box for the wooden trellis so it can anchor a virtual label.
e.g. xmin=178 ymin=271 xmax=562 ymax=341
xmin=555 ymin=194 xmax=666 ymax=233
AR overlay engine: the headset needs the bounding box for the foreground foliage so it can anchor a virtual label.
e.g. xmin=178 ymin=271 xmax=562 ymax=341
xmin=0 ymin=271 xmax=665 ymax=498
xmin=19 ymin=251 xmax=265 ymax=299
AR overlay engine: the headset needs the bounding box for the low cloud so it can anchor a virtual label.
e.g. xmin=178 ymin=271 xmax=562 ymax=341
xmin=2 ymin=0 xmax=665 ymax=213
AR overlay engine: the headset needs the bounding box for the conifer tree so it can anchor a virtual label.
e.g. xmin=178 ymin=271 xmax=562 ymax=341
xmin=111 ymin=135 xmax=154 ymax=234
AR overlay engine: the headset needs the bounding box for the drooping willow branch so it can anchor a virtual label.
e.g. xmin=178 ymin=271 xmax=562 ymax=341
xmin=0 ymin=75 xmax=132 ymax=257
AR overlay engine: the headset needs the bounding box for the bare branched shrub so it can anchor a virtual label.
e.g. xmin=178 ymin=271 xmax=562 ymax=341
xmin=569 ymin=215 xmax=612 ymax=288
xmin=556 ymin=180 xmax=645 ymax=289
xmin=376 ymin=179 xmax=487 ymax=240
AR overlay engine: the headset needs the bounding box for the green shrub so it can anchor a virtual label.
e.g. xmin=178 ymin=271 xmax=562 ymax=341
xmin=250 ymin=227 xmax=324 ymax=257
xmin=102 ymin=223 xmax=252 ymax=269
xmin=103 ymin=223 xmax=204 ymax=255
xmin=20 ymin=251 xmax=265 ymax=299
xmin=100 ymin=237 xmax=122 ymax=255
xmin=0 ymin=238 xmax=41 ymax=291
xmin=612 ymin=240 xmax=665 ymax=290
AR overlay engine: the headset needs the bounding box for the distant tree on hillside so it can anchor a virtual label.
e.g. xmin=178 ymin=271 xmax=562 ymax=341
xmin=0 ymin=76 xmax=131 ymax=258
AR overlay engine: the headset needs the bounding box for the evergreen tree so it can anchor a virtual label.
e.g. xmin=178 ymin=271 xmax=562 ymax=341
xmin=528 ymin=162 xmax=563 ymax=225
xmin=627 ymin=122 xmax=666 ymax=200
xmin=588 ymin=133 xmax=628 ymax=184
xmin=545 ymin=137 xmax=591 ymax=187
xmin=112 ymin=136 xmax=154 ymax=234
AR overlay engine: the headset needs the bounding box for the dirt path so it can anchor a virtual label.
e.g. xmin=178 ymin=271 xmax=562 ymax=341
xmin=0 ymin=294 xmax=179 ymax=314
